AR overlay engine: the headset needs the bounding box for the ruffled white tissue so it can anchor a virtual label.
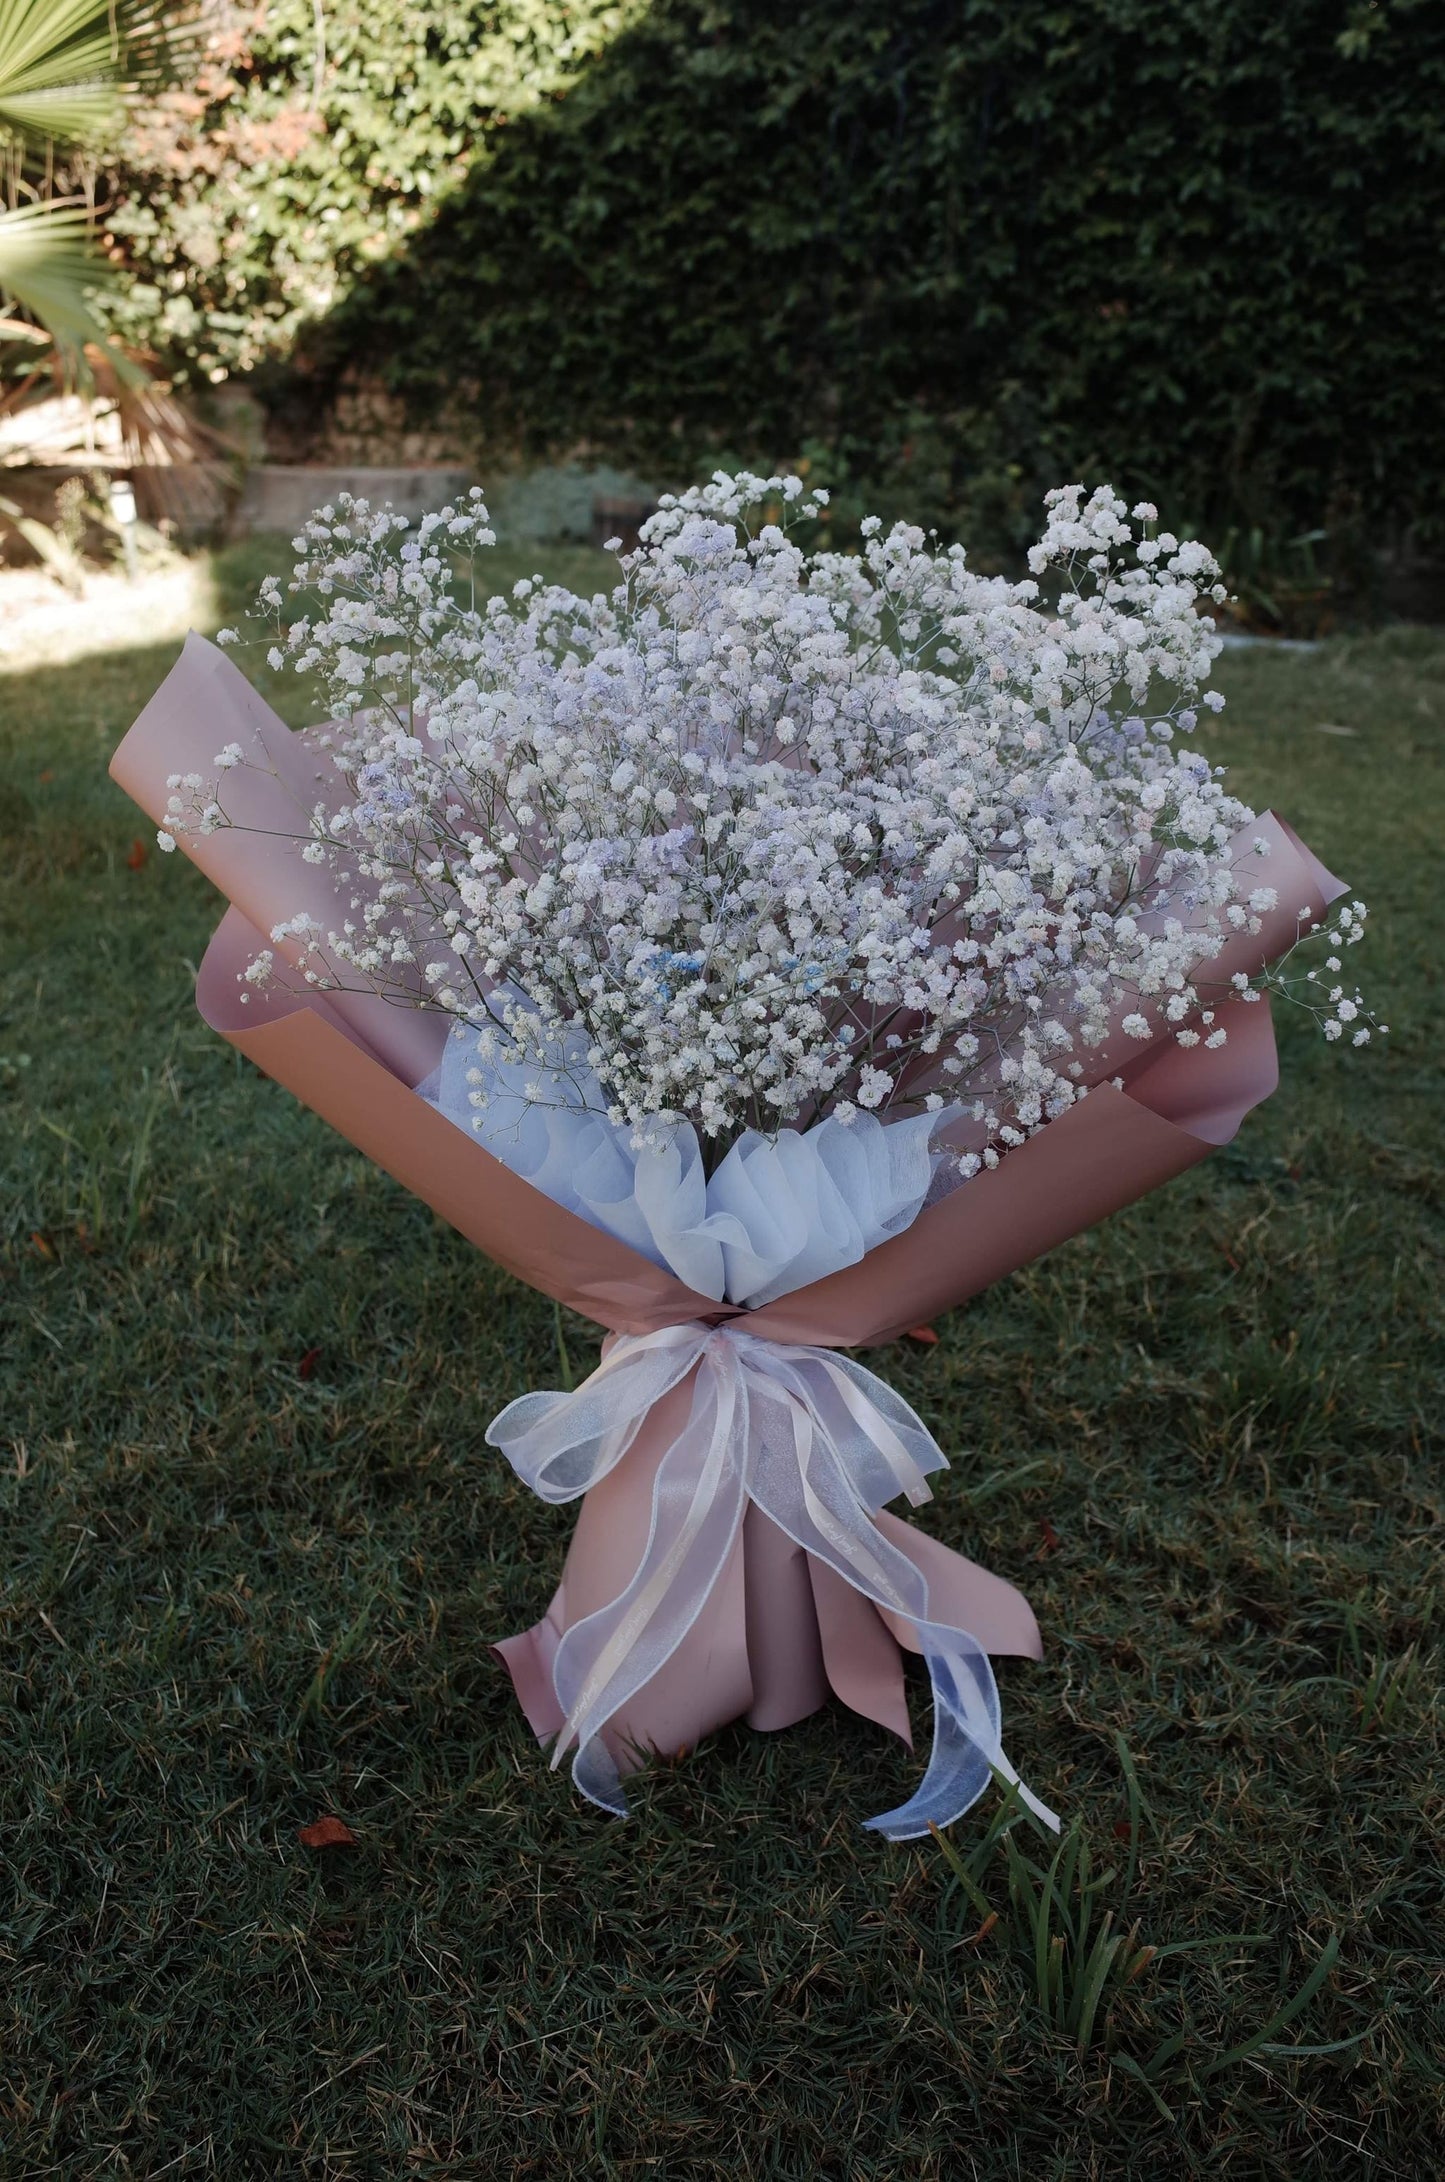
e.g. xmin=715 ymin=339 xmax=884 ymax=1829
xmin=418 ymin=1015 xmax=941 ymax=1308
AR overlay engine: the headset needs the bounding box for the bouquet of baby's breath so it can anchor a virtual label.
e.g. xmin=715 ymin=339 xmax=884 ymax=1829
xmin=162 ymin=474 xmax=1375 ymax=1175
xmin=121 ymin=472 xmax=1382 ymax=1840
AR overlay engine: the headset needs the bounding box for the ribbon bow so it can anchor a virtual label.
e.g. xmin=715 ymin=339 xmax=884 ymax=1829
xmin=487 ymin=1322 xmax=1057 ymax=1840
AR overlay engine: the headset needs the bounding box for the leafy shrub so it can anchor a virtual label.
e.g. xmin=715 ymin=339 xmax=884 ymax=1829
xmin=108 ymin=1 xmax=1445 ymax=552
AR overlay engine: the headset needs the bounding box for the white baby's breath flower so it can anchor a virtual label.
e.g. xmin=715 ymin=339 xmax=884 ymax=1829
xmin=160 ymin=476 xmax=1374 ymax=1168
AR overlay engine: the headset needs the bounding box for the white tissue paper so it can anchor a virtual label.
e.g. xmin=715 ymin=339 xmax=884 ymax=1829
xmin=418 ymin=1013 xmax=945 ymax=1308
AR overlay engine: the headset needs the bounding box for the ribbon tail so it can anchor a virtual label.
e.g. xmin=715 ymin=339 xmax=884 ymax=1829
xmin=567 ymin=1722 xmax=631 ymax=1822
xmin=547 ymin=1350 xmax=750 ymax=1814
xmin=743 ymin=1361 xmax=1057 ymax=1841
xmin=861 ymin=1639 xmax=1059 ymax=1840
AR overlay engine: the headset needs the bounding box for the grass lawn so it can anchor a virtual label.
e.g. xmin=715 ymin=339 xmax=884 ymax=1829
xmin=1 ymin=541 xmax=1441 ymax=2178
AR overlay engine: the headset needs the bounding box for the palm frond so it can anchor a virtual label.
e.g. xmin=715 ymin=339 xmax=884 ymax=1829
xmin=87 ymin=339 xmax=236 ymax=526
xmin=0 ymin=200 xmax=122 ymax=373
xmin=0 ymin=1 xmax=194 ymax=150
xmin=0 ymin=327 xmax=236 ymax=533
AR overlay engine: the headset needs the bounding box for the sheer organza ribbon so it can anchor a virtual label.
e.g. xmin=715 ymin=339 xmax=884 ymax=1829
xmin=486 ymin=1323 xmax=1058 ymax=1839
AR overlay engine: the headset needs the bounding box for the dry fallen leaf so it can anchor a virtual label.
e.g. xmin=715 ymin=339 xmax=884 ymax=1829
xmin=125 ymin=838 xmax=149 ymax=870
xmin=297 ymin=1814 xmax=357 ymax=1849
xmin=298 ymin=1346 xmax=322 ymax=1380
xmin=905 ymin=1324 xmax=939 ymax=1345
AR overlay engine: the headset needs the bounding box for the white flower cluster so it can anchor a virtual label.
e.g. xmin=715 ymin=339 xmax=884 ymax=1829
xmin=1257 ymin=898 xmax=1381 ymax=1046
xmin=166 ymin=475 xmax=1375 ymax=1168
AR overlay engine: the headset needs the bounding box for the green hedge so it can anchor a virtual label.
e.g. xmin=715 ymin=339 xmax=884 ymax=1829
xmin=112 ymin=0 xmax=1445 ymax=551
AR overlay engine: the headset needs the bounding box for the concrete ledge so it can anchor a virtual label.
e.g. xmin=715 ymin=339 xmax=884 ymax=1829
xmin=233 ymin=465 xmax=473 ymax=535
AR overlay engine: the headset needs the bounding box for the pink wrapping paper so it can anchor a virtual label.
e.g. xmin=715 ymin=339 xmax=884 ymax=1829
xmin=112 ymin=635 xmax=1347 ymax=1798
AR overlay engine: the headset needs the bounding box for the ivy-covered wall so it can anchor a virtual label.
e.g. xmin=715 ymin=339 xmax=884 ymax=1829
xmin=111 ymin=0 xmax=1445 ymax=550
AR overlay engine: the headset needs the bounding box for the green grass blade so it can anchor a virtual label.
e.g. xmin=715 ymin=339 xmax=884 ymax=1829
xmin=1257 ymin=2033 xmax=1370 ymax=2058
xmin=926 ymin=1819 xmax=994 ymax=1925
xmin=553 ymin=1299 xmax=575 ymax=1392
xmin=293 ymin=1600 xmax=375 ymax=1733
xmin=1072 ymin=1917 xmax=1120 ymax=2049
xmin=1199 ymin=1933 xmax=1342 ymax=2077
xmin=1114 ymin=1731 xmax=1149 ymax=1904
xmin=1111 ymin=2052 xmax=1176 ymax=2122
